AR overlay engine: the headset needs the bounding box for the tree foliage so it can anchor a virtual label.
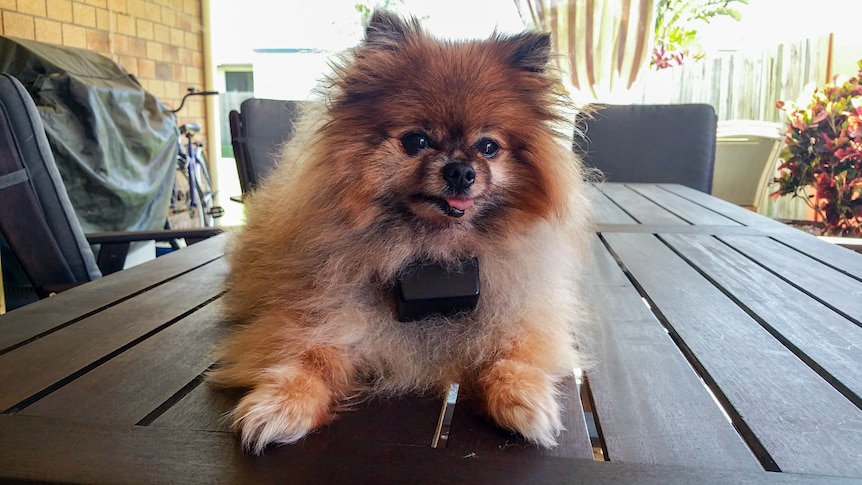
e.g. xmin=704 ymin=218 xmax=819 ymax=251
xmin=652 ymin=0 xmax=748 ymax=69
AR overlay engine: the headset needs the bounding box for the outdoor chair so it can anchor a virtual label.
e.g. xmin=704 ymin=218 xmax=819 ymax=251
xmin=0 ymin=73 xmax=221 ymax=311
xmin=574 ymin=103 xmax=718 ymax=193
xmin=712 ymin=119 xmax=784 ymax=209
xmin=229 ymin=98 xmax=307 ymax=194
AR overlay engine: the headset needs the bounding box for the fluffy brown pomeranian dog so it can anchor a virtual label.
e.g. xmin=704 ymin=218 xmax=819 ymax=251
xmin=209 ymin=10 xmax=593 ymax=454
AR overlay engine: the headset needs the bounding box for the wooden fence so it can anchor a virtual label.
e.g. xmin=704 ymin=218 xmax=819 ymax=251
xmin=630 ymin=35 xmax=829 ymax=122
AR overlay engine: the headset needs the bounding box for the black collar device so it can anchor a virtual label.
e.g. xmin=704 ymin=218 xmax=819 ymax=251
xmin=395 ymin=258 xmax=480 ymax=322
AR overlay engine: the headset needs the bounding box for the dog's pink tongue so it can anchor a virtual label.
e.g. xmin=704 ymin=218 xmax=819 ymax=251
xmin=446 ymin=197 xmax=474 ymax=211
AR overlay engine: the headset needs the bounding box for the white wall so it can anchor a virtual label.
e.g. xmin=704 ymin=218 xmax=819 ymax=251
xmin=211 ymin=0 xmax=526 ymax=99
xmin=252 ymin=50 xmax=334 ymax=101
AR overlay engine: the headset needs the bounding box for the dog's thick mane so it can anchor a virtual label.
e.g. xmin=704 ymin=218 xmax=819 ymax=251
xmin=210 ymin=11 xmax=594 ymax=453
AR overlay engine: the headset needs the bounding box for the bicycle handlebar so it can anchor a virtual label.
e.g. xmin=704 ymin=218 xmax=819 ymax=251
xmin=170 ymin=88 xmax=219 ymax=114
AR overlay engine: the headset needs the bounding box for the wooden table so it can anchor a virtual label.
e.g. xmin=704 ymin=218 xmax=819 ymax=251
xmin=2 ymin=183 xmax=861 ymax=484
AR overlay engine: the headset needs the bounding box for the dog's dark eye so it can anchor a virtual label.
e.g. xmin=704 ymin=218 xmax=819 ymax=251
xmin=401 ymin=132 xmax=430 ymax=156
xmin=476 ymin=139 xmax=499 ymax=159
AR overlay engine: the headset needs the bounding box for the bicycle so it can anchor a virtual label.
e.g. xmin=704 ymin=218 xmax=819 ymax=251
xmin=168 ymin=88 xmax=224 ymax=228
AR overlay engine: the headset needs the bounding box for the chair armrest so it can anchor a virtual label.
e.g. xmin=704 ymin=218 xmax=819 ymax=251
xmin=86 ymin=227 xmax=226 ymax=275
xmin=85 ymin=227 xmax=224 ymax=244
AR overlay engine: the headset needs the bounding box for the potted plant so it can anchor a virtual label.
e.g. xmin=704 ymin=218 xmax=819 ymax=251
xmin=773 ymin=59 xmax=862 ymax=238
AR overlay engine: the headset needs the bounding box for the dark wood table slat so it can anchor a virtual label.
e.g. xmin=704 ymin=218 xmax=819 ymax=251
xmin=659 ymin=184 xmax=862 ymax=278
xmin=445 ymin=376 xmax=594 ymax=460
xmin=662 ymin=234 xmax=862 ymax=404
xmin=585 ymin=184 xmax=639 ymax=224
xmin=588 ymin=234 xmax=632 ymax=287
xmin=149 ymin=380 xmax=236 ymax=433
xmin=311 ymin=395 xmax=444 ymax=447
xmin=605 ymin=232 xmax=862 ymax=477
xmin=598 ymin=184 xmax=689 ymax=225
xmin=0 ymin=259 xmax=227 ymax=411
xmin=584 ymin=237 xmax=760 ymax=469
xmin=2 ymin=415 xmax=859 ymax=485
xmin=657 ymin=183 xmax=779 ymax=227
xmin=19 ymin=301 xmax=223 ymax=424
xmin=596 ymin=223 xmax=761 ymax=235
xmin=626 ymin=184 xmax=743 ymax=226
xmin=754 ymin=227 xmax=862 ymax=280
xmin=0 ymin=233 xmax=228 ymax=352
xmin=154 ymin=380 xmax=445 ymax=448
xmin=719 ymin=235 xmax=862 ymax=321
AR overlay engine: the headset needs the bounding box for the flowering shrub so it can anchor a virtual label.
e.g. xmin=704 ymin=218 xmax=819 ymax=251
xmin=774 ymin=60 xmax=862 ymax=236
xmin=651 ymin=44 xmax=690 ymax=69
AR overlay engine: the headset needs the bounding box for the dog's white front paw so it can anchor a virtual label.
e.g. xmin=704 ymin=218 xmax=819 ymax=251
xmin=481 ymin=359 xmax=563 ymax=448
xmin=232 ymin=373 xmax=333 ymax=454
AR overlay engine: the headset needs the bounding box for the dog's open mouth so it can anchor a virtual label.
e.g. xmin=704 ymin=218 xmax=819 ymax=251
xmin=440 ymin=197 xmax=474 ymax=217
xmin=414 ymin=195 xmax=475 ymax=218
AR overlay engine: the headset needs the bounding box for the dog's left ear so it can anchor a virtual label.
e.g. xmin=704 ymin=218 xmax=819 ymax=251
xmin=364 ymin=10 xmax=422 ymax=49
xmin=504 ymin=31 xmax=552 ymax=73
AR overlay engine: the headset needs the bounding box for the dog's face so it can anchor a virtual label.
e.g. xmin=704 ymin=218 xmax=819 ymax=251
xmin=318 ymin=11 xmax=571 ymax=240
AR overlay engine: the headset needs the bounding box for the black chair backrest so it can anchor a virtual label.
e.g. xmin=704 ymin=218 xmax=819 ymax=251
xmin=229 ymin=98 xmax=306 ymax=193
xmin=575 ymin=103 xmax=718 ymax=193
xmin=0 ymin=73 xmax=101 ymax=299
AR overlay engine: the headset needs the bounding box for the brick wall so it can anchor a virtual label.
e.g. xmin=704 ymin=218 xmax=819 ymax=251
xmin=0 ymin=0 xmax=208 ymax=138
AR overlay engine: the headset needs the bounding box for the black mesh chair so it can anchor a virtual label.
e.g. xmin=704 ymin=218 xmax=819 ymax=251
xmin=574 ymin=103 xmax=718 ymax=193
xmin=0 ymin=73 xmax=221 ymax=311
xmin=229 ymin=98 xmax=307 ymax=194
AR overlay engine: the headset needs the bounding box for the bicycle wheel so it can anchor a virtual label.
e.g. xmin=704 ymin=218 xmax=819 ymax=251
xmin=168 ymin=157 xmax=204 ymax=229
xmin=187 ymin=156 xmax=207 ymax=228
xmin=194 ymin=145 xmax=222 ymax=227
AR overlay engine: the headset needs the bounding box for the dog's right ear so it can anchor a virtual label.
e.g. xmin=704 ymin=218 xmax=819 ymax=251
xmin=504 ymin=31 xmax=552 ymax=73
xmin=364 ymin=10 xmax=421 ymax=49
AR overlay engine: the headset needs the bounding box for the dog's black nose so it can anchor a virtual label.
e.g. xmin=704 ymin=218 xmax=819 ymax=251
xmin=442 ymin=162 xmax=475 ymax=191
